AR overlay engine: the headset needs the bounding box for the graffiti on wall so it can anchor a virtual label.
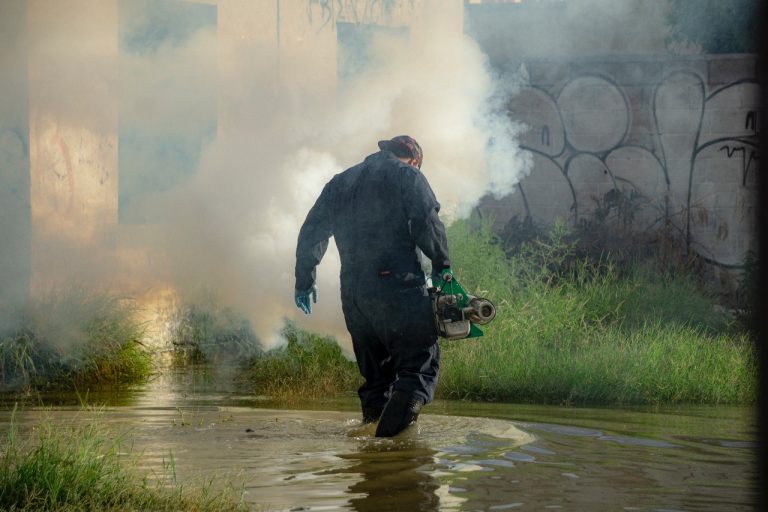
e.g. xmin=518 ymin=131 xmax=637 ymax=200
xmin=504 ymin=68 xmax=759 ymax=268
xmin=306 ymin=0 xmax=415 ymax=29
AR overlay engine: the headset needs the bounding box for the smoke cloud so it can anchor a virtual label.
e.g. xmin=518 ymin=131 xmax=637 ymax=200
xmin=4 ymin=0 xmax=684 ymax=353
xmin=465 ymin=0 xmax=673 ymax=61
xmin=115 ymin=1 xmax=533 ymax=352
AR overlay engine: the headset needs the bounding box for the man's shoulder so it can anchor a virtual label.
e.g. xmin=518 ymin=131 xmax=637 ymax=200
xmin=333 ymin=150 xmax=423 ymax=184
xmin=323 ymin=160 xmax=366 ymax=194
xmin=398 ymin=162 xmax=422 ymax=176
xmin=332 ymin=160 xmax=366 ymax=182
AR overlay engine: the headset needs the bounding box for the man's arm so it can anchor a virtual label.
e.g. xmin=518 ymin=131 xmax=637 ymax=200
xmin=295 ymin=182 xmax=333 ymax=293
xmin=401 ymin=168 xmax=451 ymax=273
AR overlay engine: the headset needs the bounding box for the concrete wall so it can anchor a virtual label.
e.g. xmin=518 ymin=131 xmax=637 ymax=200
xmin=482 ymin=55 xmax=759 ymax=271
xmin=26 ymin=0 xmax=119 ymax=293
xmin=0 ymin=0 xmax=31 ymax=318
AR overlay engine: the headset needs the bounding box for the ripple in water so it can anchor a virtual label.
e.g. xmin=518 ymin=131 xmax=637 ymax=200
xmin=0 ymin=403 xmax=754 ymax=511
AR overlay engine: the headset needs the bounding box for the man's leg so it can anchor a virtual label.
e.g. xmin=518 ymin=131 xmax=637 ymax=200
xmin=390 ymin=342 xmax=440 ymax=404
xmin=375 ymin=342 xmax=440 ymax=437
xmin=342 ymin=292 xmax=395 ymax=423
xmin=366 ymin=284 xmax=440 ymax=437
xmin=352 ymin=339 xmax=395 ymax=423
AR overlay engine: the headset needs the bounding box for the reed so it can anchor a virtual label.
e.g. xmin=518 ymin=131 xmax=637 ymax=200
xmin=164 ymin=296 xmax=261 ymax=366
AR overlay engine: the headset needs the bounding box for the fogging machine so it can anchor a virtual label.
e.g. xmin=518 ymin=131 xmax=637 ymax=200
xmin=429 ymin=274 xmax=496 ymax=340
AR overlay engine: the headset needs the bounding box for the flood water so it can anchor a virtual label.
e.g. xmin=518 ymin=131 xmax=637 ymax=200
xmin=1 ymin=367 xmax=756 ymax=511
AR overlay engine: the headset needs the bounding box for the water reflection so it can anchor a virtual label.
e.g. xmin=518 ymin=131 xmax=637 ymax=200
xmin=324 ymin=440 xmax=441 ymax=512
xmin=0 ymin=370 xmax=756 ymax=511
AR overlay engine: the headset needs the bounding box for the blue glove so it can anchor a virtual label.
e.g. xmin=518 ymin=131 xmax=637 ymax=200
xmin=295 ymin=285 xmax=317 ymax=315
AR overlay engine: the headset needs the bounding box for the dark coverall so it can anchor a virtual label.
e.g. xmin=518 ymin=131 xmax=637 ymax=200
xmin=295 ymin=149 xmax=451 ymax=411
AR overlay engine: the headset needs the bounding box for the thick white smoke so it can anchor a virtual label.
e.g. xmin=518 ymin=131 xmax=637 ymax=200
xmin=161 ymin=3 xmax=532 ymax=350
xmin=2 ymin=0 xmax=701 ymax=356
xmin=2 ymin=1 xmax=535 ymax=354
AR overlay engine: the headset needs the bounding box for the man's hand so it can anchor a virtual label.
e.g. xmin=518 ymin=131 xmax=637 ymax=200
xmin=432 ymin=267 xmax=453 ymax=283
xmin=295 ymin=286 xmax=318 ymax=315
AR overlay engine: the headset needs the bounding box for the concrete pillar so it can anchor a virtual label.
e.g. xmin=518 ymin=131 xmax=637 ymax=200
xmin=27 ymin=0 xmax=119 ymax=293
xmin=0 ymin=0 xmax=30 ymax=318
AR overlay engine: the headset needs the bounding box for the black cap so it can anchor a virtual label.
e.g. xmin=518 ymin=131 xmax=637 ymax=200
xmin=378 ymin=135 xmax=423 ymax=168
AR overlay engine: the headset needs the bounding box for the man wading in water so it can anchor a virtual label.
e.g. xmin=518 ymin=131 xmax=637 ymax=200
xmin=294 ymin=135 xmax=453 ymax=437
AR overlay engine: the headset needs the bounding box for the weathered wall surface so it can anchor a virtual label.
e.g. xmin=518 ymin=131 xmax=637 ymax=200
xmin=482 ymin=55 xmax=759 ymax=271
xmin=26 ymin=0 xmax=119 ymax=294
xmin=0 ymin=0 xmax=31 ymax=316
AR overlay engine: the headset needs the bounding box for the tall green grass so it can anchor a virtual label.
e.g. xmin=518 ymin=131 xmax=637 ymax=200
xmin=0 ymin=408 xmax=246 ymax=511
xmin=438 ymin=219 xmax=756 ymax=404
xmin=237 ymin=219 xmax=755 ymax=405
xmin=246 ymin=219 xmax=755 ymax=405
xmin=0 ymin=290 xmax=151 ymax=393
xmin=240 ymin=322 xmax=360 ymax=403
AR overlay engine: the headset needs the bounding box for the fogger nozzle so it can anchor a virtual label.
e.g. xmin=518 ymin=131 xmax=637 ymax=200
xmin=467 ymin=297 xmax=496 ymax=325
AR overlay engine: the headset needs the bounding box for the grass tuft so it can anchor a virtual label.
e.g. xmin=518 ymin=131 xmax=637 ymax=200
xmin=164 ymin=296 xmax=262 ymax=366
xmin=0 ymin=407 xmax=246 ymax=511
xmin=0 ymin=290 xmax=151 ymax=393
xmin=240 ymin=322 xmax=360 ymax=403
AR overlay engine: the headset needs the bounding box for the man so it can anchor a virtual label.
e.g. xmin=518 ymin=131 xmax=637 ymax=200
xmin=294 ymin=135 xmax=453 ymax=437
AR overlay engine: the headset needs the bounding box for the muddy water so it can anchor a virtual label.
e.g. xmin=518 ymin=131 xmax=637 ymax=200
xmin=1 ymin=367 xmax=756 ymax=511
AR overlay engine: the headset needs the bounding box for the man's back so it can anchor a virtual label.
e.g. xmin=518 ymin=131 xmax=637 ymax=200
xmin=295 ymin=149 xmax=450 ymax=293
xmin=326 ymin=151 xmax=427 ymax=289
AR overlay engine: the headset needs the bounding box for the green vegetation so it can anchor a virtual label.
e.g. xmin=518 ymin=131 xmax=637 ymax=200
xmin=0 ymin=291 xmax=151 ymax=394
xmin=439 ymin=218 xmax=755 ymax=404
xmin=165 ymin=296 xmax=261 ymax=366
xmin=0 ymin=409 xmax=246 ymax=511
xmin=240 ymin=322 xmax=360 ymax=403
xmin=241 ymin=218 xmax=756 ymax=405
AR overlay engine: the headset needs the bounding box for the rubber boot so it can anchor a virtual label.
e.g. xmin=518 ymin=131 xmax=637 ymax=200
xmin=362 ymin=406 xmax=384 ymax=424
xmin=374 ymin=390 xmax=424 ymax=437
